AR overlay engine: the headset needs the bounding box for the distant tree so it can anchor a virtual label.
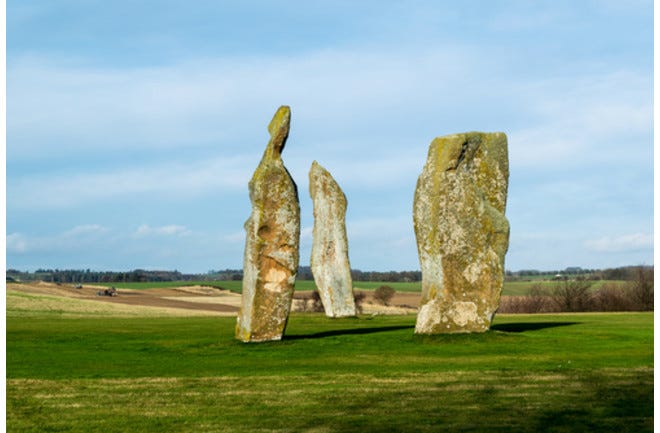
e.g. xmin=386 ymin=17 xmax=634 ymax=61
xmin=592 ymin=283 xmax=632 ymax=312
xmin=353 ymin=291 xmax=367 ymax=314
xmin=601 ymin=267 xmax=634 ymax=281
xmin=627 ymin=266 xmax=653 ymax=311
xmin=551 ymin=279 xmax=593 ymax=312
xmin=373 ymin=285 xmax=396 ymax=306
xmin=311 ymin=291 xmax=325 ymax=312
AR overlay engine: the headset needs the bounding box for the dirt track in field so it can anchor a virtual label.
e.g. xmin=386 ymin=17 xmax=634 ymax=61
xmin=7 ymin=282 xmax=422 ymax=316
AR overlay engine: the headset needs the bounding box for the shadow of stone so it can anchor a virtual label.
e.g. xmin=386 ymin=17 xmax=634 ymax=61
xmin=285 ymin=325 xmax=415 ymax=340
xmin=491 ymin=322 xmax=580 ymax=333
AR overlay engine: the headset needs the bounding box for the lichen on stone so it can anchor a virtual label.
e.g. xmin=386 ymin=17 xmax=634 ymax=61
xmin=309 ymin=161 xmax=357 ymax=318
xmin=413 ymin=132 xmax=510 ymax=334
xmin=235 ymin=106 xmax=300 ymax=342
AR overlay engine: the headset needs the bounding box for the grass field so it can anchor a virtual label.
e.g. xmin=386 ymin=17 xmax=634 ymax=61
xmin=7 ymin=308 xmax=653 ymax=432
xmin=95 ymin=278 xmax=625 ymax=296
xmin=93 ymin=279 xmax=427 ymax=293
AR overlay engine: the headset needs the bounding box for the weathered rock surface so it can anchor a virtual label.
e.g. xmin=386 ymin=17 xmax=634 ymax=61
xmin=413 ymin=132 xmax=509 ymax=334
xmin=235 ymin=106 xmax=300 ymax=342
xmin=309 ymin=161 xmax=357 ymax=318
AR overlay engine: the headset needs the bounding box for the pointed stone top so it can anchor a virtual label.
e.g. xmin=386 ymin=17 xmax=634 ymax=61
xmin=265 ymin=105 xmax=291 ymax=159
xmin=309 ymin=160 xmax=334 ymax=186
xmin=309 ymin=160 xmax=346 ymax=204
xmin=310 ymin=160 xmax=325 ymax=174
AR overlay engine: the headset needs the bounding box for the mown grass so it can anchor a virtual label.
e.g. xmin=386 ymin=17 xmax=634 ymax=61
xmin=7 ymin=311 xmax=653 ymax=432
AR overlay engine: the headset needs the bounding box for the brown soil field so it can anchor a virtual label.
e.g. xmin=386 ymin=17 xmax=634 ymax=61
xmin=7 ymin=282 xmax=422 ymax=316
xmin=7 ymin=282 xmax=240 ymax=316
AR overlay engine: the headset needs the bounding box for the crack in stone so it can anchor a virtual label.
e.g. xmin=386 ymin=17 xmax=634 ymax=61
xmin=447 ymin=141 xmax=470 ymax=171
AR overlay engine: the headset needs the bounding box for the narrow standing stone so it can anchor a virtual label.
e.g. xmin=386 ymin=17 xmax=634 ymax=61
xmin=235 ymin=106 xmax=300 ymax=342
xmin=309 ymin=161 xmax=357 ymax=318
xmin=413 ymin=132 xmax=509 ymax=334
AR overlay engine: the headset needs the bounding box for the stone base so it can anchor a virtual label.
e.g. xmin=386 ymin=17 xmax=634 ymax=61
xmin=414 ymin=299 xmax=496 ymax=334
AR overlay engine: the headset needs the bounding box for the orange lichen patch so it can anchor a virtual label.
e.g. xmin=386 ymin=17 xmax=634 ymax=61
xmin=236 ymin=106 xmax=300 ymax=342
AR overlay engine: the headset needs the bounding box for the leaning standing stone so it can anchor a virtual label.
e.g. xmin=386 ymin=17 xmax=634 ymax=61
xmin=413 ymin=132 xmax=509 ymax=334
xmin=309 ymin=161 xmax=357 ymax=318
xmin=235 ymin=106 xmax=300 ymax=342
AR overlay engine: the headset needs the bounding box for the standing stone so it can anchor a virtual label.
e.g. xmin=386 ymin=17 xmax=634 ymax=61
xmin=309 ymin=161 xmax=357 ymax=318
xmin=413 ymin=132 xmax=509 ymax=334
xmin=235 ymin=106 xmax=300 ymax=342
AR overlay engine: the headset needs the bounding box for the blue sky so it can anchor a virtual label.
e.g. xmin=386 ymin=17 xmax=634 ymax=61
xmin=7 ymin=0 xmax=653 ymax=273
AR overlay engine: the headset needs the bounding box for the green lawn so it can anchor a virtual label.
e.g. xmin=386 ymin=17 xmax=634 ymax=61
xmin=7 ymin=311 xmax=653 ymax=432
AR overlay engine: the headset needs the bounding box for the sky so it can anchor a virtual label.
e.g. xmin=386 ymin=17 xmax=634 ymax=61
xmin=6 ymin=0 xmax=654 ymax=273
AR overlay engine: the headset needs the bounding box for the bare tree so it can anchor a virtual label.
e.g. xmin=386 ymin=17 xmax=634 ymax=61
xmin=627 ymin=266 xmax=653 ymax=311
xmin=592 ymin=283 xmax=632 ymax=312
xmin=373 ymin=285 xmax=396 ymax=306
xmin=551 ymin=279 xmax=593 ymax=312
xmin=353 ymin=291 xmax=367 ymax=314
xmin=311 ymin=291 xmax=325 ymax=312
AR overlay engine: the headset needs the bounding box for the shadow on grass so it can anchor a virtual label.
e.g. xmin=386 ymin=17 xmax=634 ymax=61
xmin=492 ymin=322 xmax=580 ymax=333
xmin=285 ymin=322 xmax=579 ymax=340
xmin=285 ymin=325 xmax=415 ymax=340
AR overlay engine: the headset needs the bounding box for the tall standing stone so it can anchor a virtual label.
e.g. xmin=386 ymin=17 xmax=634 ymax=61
xmin=309 ymin=161 xmax=357 ymax=318
xmin=413 ymin=132 xmax=509 ymax=334
xmin=235 ymin=106 xmax=300 ymax=342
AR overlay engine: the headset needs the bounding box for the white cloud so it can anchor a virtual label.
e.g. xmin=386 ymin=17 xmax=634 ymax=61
xmin=7 ymin=6 xmax=653 ymax=272
xmin=7 ymin=46 xmax=474 ymax=159
xmin=62 ymin=224 xmax=108 ymax=237
xmin=508 ymin=71 xmax=652 ymax=169
xmin=134 ymin=224 xmax=191 ymax=237
xmin=7 ymin=224 xmax=110 ymax=254
xmin=222 ymin=231 xmax=246 ymax=244
xmin=584 ymin=233 xmax=653 ymax=253
xmin=8 ymin=155 xmax=252 ymax=210
xmin=300 ymin=226 xmax=313 ymax=241
xmin=7 ymin=233 xmax=28 ymax=253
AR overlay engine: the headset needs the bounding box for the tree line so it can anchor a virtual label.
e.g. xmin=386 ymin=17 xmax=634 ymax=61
xmin=506 ymin=266 xmax=651 ymax=281
xmin=6 ymin=265 xmax=650 ymax=284
xmin=6 ymin=267 xmax=424 ymax=284
xmin=500 ymin=266 xmax=653 ymax=313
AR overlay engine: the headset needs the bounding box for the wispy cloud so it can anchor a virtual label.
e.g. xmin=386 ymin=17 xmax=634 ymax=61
xmin=134 ymin=224 xmax=191 ymax=237
xmin=584 ymin=233 xmax=653 ymax=253
xmin=7 ymin=233 xmax=29 ymax=253
xmin=7 ymin=1 xmax=652 ymax=272
xmin=508 ymin=71 xmax=652 ymax=169
xmin=7 ymin=223 xmax=239 ymax=271
xmin=7 ymin=45 xmax=475 ymax=159
xmin=7 ymin=224 xmax=110 ymax=254
xmin=8 ymin=155 xmax=252 ymax=210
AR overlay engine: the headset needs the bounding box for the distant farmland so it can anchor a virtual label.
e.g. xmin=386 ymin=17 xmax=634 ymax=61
xmin=95 ymin=278 xmax=626 ymax=296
